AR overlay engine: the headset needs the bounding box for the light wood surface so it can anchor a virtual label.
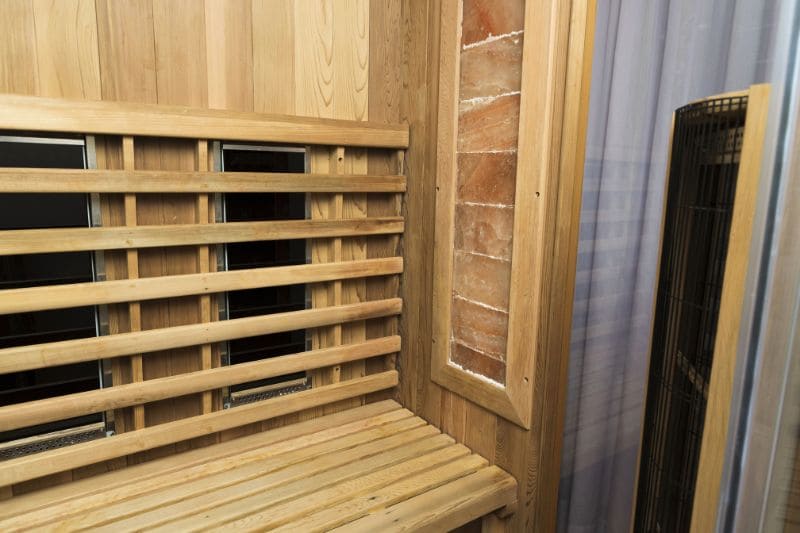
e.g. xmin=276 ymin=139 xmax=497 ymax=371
xmin=402 ymin=0 xmax=596 ymax=530
xmin=690 ymin=84 xmax=771 ymax=532
xmin=0 ymin=372 xmax=398 ymax=487
xmin=0 ymin=168 xmax=406 ymax=193
xmin=0 ymin=337 xmax=400 ymax=432
xmin=0 ymin=258 xmax=402 ymax=315
xmin=0 ymin=93 xmax=409 ymax=148
xmin=0 ymin=0 xmax=410 ymax=496
xmin=0 ymin=401 xmax=515 ymax=532
xmin=0 ymin=217 xmax=404 ymax=256
xmin=0 ymin=298 xmax=402 ymax=374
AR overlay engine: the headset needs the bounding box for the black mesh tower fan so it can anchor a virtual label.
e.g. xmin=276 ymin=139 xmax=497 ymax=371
xmin=634 ymin=85 xmax=770 ymax=532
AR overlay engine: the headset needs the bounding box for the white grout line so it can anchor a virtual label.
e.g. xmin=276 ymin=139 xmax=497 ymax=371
xmin=458 ymin=200 xmax=515 ymax=209
xmin=460 ymin=91 xmax=521 ymax=106
xmin=453 ymin=293 xmax=510 ymax=314
xmin=457 ymin=149 xmax=517 ymax=154
xmin=462 ymin=29 xmax=524 ymax=50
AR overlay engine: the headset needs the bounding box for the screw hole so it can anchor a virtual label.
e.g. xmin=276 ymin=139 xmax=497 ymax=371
xmin=523 ymin=377 xmax=529 ymax=384
xmin=535 ymin=191 xmax=540 ymax=198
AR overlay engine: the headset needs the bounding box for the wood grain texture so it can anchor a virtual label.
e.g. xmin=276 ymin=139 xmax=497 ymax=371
xmin=690 ymin=84 xmax=771 ymax=533
xmin=0 ymin=298 xmax=402 ymax=374
xmin=0 ymin=217 xmax=404 ymax=255
xmin=0 ymin=372 xmax=399 ymax=487
xmin=0 ymin=93 xmax=410 ymax=148
xmin=400 ymin=0 xmax=597 ymax=530
xmin=0 ymin=258 xmax=402 ymax=315
xmin=0 ymin=168 xmax=406 ymax=193
xmin=0 ymin=0 xmax=409 ymax=497
xmin=0 ymin=337 xmax=401 ymax=432
xmin=0 ymin=401 xmax=515 ymax=533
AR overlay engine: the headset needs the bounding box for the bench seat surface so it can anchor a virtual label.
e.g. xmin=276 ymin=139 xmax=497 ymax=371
xmin=0 ymin=400 xmax=516 ymax=532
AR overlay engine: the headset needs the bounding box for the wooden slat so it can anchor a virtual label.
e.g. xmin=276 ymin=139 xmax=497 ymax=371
xmin=0 ymin=168 xmax=406 ymax=193
xmin=336 ymin=466 xmax=517 ymax=532
xmin=0 ymin=257 xmax=403 ymax=315
xmin=195 ymin=139 xmax=213 ymax=414
xmin=266 ymin=453 xmax=488 ymax=532
xmin=0 ymin=217 xmax=404 ymax=256
xmin=121 ymin=135 xmax=145 ymax=430
xmin=0 ymin=401 xmax=405 ymax=522
xmin=0 ymin=298 xmax=402 ymax=374
xmin=82 ymin=422 xmax=440 ymax=531
xmin=0 ymin=370 xmax=398 ymax=487
xmin=0 ymin=93 xmax=409 ymax=148
xmin=0 ymin=337 xmax=400 ymax=431
xmin=145 ymin=432 xmax=453 ymax=531
xmin=213 ymin=445 xmax=473 ymax=531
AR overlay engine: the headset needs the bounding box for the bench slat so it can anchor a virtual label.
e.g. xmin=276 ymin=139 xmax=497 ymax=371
xmin=0 ymin=371 xmax=397 ymax=487
xmin=0 ymin=401 xmax=407 ymax=526
xmin=336 ymin=466 xmax=518 ymax=532
xmin=90 ymin=425 xmax=447 ymax=532
xmin=0 ymin=400 xmax=517 ymax=532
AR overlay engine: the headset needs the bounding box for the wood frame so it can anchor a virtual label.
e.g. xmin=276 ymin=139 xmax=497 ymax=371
xmin=690 ymin=84 xmax=771 ymax=532
xmin=0 ymin=93 xmax=409 ymax=148
xmin=431 ymin=0 xmax=588 ymax=428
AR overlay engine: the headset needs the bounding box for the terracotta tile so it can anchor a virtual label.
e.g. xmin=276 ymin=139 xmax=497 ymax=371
xmin=461 ymin=0 xmax=525 ymax=47
xmin=451 ymin=295 xmax=508 ymax=358
xmin=454 ymin=203 xmax=514 ymax=260
xmin=452 ymin=250 xmax=510 ymax=311
xmin=459 ymin=34 xmax=523 ymax=100
xmin=456 ymin=152 xmax=517 ymax=205
xmin=451 ymin=341 xmax=506 ymax=384
xmin=457 ymin=93 xmax=520 ymax=152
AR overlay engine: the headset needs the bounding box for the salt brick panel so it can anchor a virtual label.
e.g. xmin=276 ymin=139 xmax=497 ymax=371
xmin=452 ymin=250 xmax=511 ymax=311
xmin=451 ymin=295 xmax=509 ymax=358
xmin=454 ymin=203 xmax=514 ymax=260
xmin=461 ymin=0 xmax=525 ymax=47
xmin=457 ymin=93 xmax=520 ymax=152
xmin=459 ymin=34 xmax=523 ymax=100
xmin=451 ymin=341 xmax=506 ymax=384
xmin=456 ymin=152 xmax=517 ymax=205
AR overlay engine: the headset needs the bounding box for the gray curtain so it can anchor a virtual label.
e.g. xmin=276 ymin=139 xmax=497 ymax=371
xmin=557 ymin=0 xmax=780 ymax=531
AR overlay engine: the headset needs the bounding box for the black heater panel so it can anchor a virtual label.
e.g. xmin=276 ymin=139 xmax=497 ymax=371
xmin=634 ymin=96 xmax=748 ymax=532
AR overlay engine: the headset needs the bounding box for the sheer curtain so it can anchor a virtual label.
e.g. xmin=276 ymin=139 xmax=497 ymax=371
xmin=557 ymin=1 xmax=780 ymax=531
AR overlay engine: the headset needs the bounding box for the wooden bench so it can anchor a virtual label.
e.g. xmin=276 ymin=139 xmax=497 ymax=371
xmin=0 ymin=95 xmax=517 ymax=531
xmin=0 ymin=401 xmax=516 ymax=531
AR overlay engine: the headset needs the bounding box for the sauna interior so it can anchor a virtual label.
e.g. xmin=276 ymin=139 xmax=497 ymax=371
xmin=0 ymin=1 xmax=797 ymax=531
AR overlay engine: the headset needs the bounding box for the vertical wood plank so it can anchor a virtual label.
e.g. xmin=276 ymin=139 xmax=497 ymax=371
xmin=252 ymin=0 xmax=294 ymax=114
xmin=0 ymin=0 xmax=39 ymax=94
xmin=205 ymin=0 xmax=253 ymax=111
xmin=122 ymin=136 xmax=146 ymax=430
xmin=95 ymin=0 xmax=157 ymax=103
xmin=31 ymin=0 xmax=101 ymax=99
xmin=195 ymin=139 xmax=213 ymax=415
xmin=294 ymin=0 xmax=334 ymax=118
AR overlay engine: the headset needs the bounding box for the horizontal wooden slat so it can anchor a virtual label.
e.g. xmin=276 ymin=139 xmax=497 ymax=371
xmin=0 ymin=401 xmax=406 ymax=521
xmin=0 ymin=258 xmax=403 ymax=315
xmin=0 ymin=336 xmax=400 ymax=432
xmin=0 ymin=217 xmax=404 ymax=256
xmin=0 ymin=298 xmax=402 ymax=374
xmin=0 ymin=371 xmax=398 ymax=487
xmin=0 ymin=94 xmax=409 ymax=148
xmin=0 ymin=168 xmax=406 ymax=193
xmin=335 ymin=466 xmax=518 ymax=532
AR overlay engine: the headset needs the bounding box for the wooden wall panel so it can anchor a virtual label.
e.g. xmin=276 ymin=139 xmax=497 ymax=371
xmin=399 ymin=0 xmax=596 ymax=530
xmin=0 ymin=0 xmax=405 ymax=492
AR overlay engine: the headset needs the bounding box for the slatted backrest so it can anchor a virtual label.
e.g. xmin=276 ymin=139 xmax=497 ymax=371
xmin=0 ymin=94 xmax=407 ymax=488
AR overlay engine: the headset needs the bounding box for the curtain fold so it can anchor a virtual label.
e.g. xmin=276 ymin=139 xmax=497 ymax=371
xmin=558 ymin=1 xmax=779 ymax=531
